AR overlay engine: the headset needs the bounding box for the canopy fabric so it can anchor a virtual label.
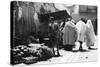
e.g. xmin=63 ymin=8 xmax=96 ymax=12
xmin=38 ymin=10 xmax=71 ymax=23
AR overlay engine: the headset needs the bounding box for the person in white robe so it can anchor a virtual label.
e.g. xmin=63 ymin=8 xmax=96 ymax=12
xmin=73 ymin=19 xmax=89 ymax=50
xmin=62 ymin=19 xmax=78 ymax=46
xmin=86 ymin=20 xmax=96 ymax=48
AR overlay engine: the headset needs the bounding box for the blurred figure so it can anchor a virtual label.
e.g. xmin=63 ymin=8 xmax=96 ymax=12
xmin=62 ymin=18 xmax=78 ymax=50
xmin=73 ymin=18 xmax=88 ymax=51
xmin=86 ymin=19 xmax=96 ymax=49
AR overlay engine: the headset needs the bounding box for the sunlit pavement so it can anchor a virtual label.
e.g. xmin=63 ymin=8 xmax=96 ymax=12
xmin=34 ymin=49 xmax=97 ymax=64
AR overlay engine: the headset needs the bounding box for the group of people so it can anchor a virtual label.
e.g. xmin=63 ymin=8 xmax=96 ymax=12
xmin=26 ymin=17 xmax=96 ymax=57
xmin=61 ymin=17 xmax=96 ymax=51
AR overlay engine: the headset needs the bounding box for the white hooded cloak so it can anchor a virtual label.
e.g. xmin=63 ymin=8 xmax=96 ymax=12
xmin=86 ymin=20 xmax=96 ymax=47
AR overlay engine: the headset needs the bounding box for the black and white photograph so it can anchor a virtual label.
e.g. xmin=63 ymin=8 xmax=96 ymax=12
xmin=10 ymin=1 xmax=98 ymax=66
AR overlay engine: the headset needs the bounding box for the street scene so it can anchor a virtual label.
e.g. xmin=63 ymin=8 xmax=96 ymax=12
xmin=11 ymin=1 xmax=98 ymax=66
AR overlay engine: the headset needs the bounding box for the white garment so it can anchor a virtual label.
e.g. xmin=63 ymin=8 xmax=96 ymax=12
xmin=72 ymin=41 xmax=88 ymax=51
xmin=72 ymin=42 xmax=80 ymax=51
xmin=86 ymin=20 xmax=96 ymax=47
xmin=82 ymin=42 xmax=88 ymax=50
xmin=76 ymin=20 xmax=88 ymax=42
xmin=62 ymin=21 xmax=78 ymax=45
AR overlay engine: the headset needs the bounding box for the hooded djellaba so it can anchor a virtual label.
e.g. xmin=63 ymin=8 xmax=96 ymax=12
xmin=86 ymin=19 xmax=96 ymax=48
xmin=75 ymin=18 xmax=96 ymax=50
xmin=62 ymin=18 xmax=78 ymax=46
xmin=74 ymin=18 xmax=89 ymax=50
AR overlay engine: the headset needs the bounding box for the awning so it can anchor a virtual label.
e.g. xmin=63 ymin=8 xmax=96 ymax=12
xmin=38 ymin=10 xmax=71 ymax=23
